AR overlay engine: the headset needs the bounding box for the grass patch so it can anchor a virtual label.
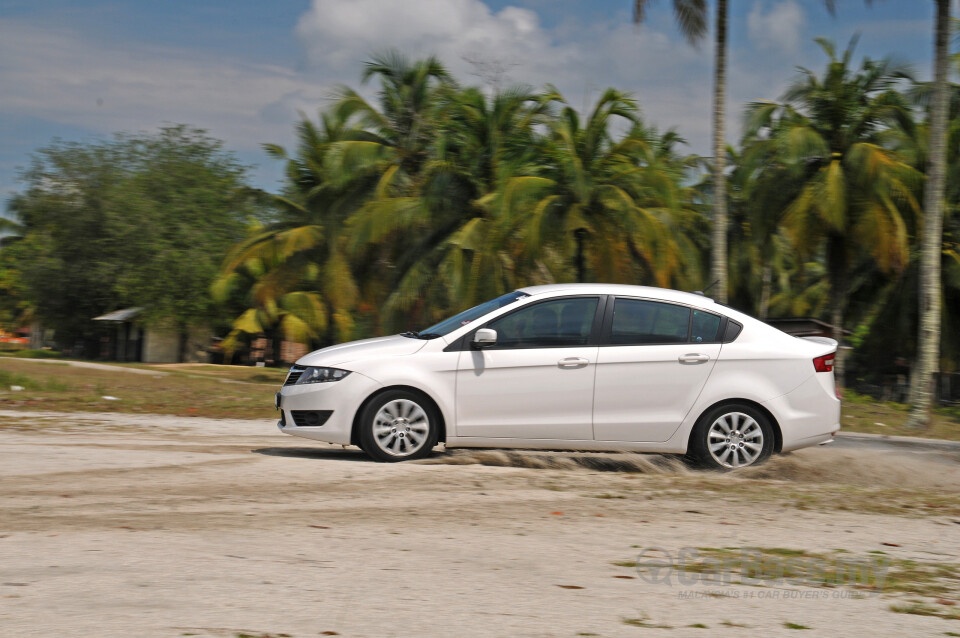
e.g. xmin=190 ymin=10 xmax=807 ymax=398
xmin=650 ymin=475 xmax=960 ymax=518
xmin=889 ymin=602 xmax=960 ymax=620
xmin=597 ymin=475 xmax=960 ymax=518
xmin=616 ymin=546 xmax=960 ymax=617
xmin=0 ymin=369 xmax=40 ymax=390
xmin=131 ymin=363 xmax=288 ymax=384
xmin=0 ymin=348 xmax=64 ymax=359
xmin=840 ymin=390 xmax=960 ymax=441
xmin=680 ymin=547 xmax=955 ymax=597
xmin=623 ymin=613 xmax=672 ymax=629
xmin=0 ymin=359 xmax=283 ymax=419
xmin=0 ymin=369 xmax=70 ymax=392
xmin=784 ymin=622 xmax=811 ymax=630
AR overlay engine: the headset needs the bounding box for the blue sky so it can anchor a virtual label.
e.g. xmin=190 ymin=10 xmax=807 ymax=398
xmin=0 ymin=1 xmax=942 ymax=200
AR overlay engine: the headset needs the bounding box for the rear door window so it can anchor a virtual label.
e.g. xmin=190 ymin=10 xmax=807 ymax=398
xmin=690 ymin=309 xmax=722 ymax=343
xmin=609 ymin=299 xmax=691 ymax=345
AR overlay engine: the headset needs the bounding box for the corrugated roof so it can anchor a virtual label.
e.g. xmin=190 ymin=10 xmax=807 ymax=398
xmin=766 ymin=317 xmax=853 ymax=336
xmin=93 ymin=307 xmax=144 ymax=322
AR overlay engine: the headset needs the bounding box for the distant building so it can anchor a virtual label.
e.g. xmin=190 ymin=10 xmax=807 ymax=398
xmin=91 ymin=307 xmax=309 ymax=365
xmin=765 ymin=317 xmax=852 ymax=340
xmin=92 ymin=308 xmax=210 ymax=363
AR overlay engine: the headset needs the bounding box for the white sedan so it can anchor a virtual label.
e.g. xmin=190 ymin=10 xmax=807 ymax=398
xmin=276 ymin=284 xmax=840 ymax=469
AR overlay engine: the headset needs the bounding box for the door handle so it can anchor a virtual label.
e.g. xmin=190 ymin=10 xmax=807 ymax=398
xmin=678 ymin=353 xmax=710 ymax=365
xmin=558 ymin=357 xmax=589 ymax=368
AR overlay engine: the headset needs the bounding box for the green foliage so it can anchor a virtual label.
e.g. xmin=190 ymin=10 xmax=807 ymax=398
xmin=738 ymin=38 xmax=922 ymax=361
xmin=0 ymin=240 xmax=31 ymax=330
xmin=219 ymin=53 xmax=707 ymax=347
xmin=5 ymin=41 xmax=960 ymax=377
xmin=5 ymin=125 xmax=257 ymax=354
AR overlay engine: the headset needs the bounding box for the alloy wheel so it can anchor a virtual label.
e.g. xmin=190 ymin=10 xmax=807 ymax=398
xmin=372 ymin=399 xmax=430 ymax=457
xmin=706 ymin=411 xmax=764 ymax=468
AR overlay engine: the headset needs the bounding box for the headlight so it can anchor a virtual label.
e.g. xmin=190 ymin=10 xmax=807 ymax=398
xmin=296 ymin=367 xmax=351 ymax=384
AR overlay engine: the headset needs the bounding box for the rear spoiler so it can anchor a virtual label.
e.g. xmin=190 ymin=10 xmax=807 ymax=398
xmin=800 ymin=336 xmax=838 ymax=360
xmin=799 ymin=336 xmax=838 ymax=349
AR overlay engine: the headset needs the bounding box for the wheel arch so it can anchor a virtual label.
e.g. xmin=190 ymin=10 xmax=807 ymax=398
xmin=350 ymin=385 xmax=447 ymax=447
xmin=687 ymin=398 xmax=783 ymax=453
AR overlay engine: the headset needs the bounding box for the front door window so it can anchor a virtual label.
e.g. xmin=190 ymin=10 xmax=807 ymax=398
xmin=487 ymin=297 xmax=599 ymax=348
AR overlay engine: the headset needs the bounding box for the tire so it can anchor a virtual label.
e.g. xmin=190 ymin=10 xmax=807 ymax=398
xmin=688 ymin=403 xmax=774 ymax=470
xmin=359 ymin=390 xmax=439 ymax=462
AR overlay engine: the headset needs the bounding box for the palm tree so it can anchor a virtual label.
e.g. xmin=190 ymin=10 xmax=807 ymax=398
xmin=346 ymin=85 xmax=550 ymax=326
xmin=907 ymin=0 xmax=951 ymax=427
xmin=744 ymin=38 xmax=922 ymax=385
xmin=215 ymin=112 xmax=367 ymax=349
xmin=723 ymin=144 xmax=797 ymax=319
xmin=0 ymin=218 xmax=22 ymax=245
xmin=333 ymin=51 xmax=454 ymax=185
xmin=217 ymin=53 xmax=456 ymax=345
xmin=633 ymin=0 xmax=730 ymax=300
xmin=0 ymin=199 xmax=32 ymax=332
xmin=506 ymin=88 xmax=696 ymax=287
xmin=633 ymin=1 xmax=870 ymax=304
xmin=212 ymin=223 xmax=330 ymax=362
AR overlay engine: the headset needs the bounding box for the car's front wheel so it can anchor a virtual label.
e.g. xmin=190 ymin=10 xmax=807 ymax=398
xmin=688 ymin=403 xmax=773 ymax=470
xmin=359 ymin=390 xmax=438 ymax=462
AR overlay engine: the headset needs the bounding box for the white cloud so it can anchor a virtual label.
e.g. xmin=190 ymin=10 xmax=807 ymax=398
xmin=0 ymin=0 xmax=828 ymax=193
xmin=747 ymin=0 xmax=805 ymax=54
xmin=295 ymin=0 xmax=569 ymax=85
xmin=294 ymin=0 xmax=717 ymax=144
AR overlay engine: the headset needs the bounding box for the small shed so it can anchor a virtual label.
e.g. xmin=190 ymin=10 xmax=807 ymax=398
xmin=92 ymin=308 xmax=211 ymax=363
xmin=93 ymin=307 xmax=145 ymax=362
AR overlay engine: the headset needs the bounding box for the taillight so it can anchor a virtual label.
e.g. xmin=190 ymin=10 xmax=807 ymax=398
xmin=813 ymin=353 xmax=835 ymax=373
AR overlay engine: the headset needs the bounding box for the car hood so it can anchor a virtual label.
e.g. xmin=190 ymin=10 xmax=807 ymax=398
xmin=297 ymin=334 xmax=428 ymax=367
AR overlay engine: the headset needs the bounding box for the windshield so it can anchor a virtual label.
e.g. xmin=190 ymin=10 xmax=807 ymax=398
xmin=405 ymin=291 xmax=530 ymax=339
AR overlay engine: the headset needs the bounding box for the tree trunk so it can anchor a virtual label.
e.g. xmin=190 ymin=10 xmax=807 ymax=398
xmin=574 ymin=228 xmax=588 ymax=283
xmin=272 ymin=328 xmax=284 ymax=366
xmin=831 ymin=299 xmax=845 ymax=388
xmin=178 ymin=323 xmax=188 ymax=364
xmin=710 ymin=0 xmax=729 ymax=304
xmin=828 ymin=236 xmax=847 ymax=388
xmin=759 ymin=263 xmax=772 ymax=321
xmin=907 ymin=0 xmax=949 ymax=428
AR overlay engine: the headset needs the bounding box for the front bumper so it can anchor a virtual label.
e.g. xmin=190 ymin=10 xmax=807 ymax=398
xmin=276 ymin=371 xmax=381 ymax=445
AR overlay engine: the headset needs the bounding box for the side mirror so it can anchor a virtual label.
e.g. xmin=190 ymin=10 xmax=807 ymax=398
xmin=472 ymin=328 xmax=497 ymax=348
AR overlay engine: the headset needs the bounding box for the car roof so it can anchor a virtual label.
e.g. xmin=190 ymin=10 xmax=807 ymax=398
xmin=517 ymin=283 xmax=719 ymax=309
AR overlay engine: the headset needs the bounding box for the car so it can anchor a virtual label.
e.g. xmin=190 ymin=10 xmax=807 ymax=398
xmin=275 ymin=283 xmax=840 ymax=468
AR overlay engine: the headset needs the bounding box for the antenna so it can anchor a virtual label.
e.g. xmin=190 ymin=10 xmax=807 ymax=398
xmin=692 ymin=279 xmax=719 ymax=297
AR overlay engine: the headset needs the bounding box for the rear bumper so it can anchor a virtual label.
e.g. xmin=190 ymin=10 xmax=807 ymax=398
xmin=763 ymin=374 xmax=841 ymax=452
xmin=276 ymin=371 xmax=381 ymax=445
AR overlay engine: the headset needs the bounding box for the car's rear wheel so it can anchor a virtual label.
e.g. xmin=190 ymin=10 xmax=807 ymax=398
xmin=689 ymin=403 xmax=773 ymax=470
xmin=359 ymin=390 xmax=438 ymax=462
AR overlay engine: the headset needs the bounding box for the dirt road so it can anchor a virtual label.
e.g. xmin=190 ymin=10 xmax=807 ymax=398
xmin=1 ymin=410 xmax=958 ymax=637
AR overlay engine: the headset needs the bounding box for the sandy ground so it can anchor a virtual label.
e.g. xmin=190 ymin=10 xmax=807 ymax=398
xmin=0 ymin=410 xmax=958 ymax=638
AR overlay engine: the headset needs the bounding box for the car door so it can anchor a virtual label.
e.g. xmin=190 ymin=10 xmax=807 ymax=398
xmin=592 ymin=298 xmax=722 ymax=442
xmin=455 ymin=296 xmax=602 ymax=440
